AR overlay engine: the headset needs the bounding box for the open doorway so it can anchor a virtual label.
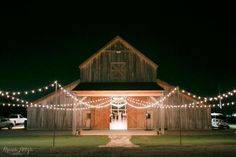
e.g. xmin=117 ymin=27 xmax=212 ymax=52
xmin=110 ymin=105 xmax=127 ymax=130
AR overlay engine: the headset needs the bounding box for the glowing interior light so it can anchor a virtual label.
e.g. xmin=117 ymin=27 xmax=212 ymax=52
xmin=112 ymin=97 xmax=126 ymax=101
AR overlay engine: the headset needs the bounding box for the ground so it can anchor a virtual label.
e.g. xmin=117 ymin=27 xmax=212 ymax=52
xmin=1 ymin=145 xmax=236 ymax=157
xmin=0 ymin=129 xmax=236 ymax=157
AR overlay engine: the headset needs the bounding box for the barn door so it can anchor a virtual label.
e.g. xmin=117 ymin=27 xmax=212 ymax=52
xmin=127 ymin=105 xmax=146 ymax=129
xmin=93 ymin=106 xmax=110 ymax=129
xmin=110 ymin=62 xmax=127 ymax=81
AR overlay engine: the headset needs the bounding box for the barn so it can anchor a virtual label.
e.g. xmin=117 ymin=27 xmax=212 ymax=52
xmin=27 ymin=36 xmax=211 ymax=134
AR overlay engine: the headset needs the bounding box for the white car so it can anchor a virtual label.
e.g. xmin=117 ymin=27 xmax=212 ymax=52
xmin=9 ymin=114 xmax=27 ymax=125
xmin=212 ymin=118 xmax=229 ymax=129
xmin=0 ymin=117 xmax=14 ymax=130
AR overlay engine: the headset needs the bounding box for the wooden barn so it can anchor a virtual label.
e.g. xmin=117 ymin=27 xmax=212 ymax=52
xmin=27 ymin=36 xmax=211 ymax=133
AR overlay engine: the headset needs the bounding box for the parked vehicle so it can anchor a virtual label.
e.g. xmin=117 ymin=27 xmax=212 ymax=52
xmin=211 ymin=112 xmax=230 ymax=129
xmin=9 ymin=114 xmax=27 ymax=125
xmin=211 ymin=118 xmax=230 ymax=129
xmin=0 ymin=117 xmax=14 ymax=130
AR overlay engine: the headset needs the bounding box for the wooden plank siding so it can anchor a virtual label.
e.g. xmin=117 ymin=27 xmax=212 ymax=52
xmin=27 ymin=80 xmax=80 ymax=130
xmin=127 ymin=105 xmax=145 ymax=129
xmin=80 ymin=37 xmax=157 ymax=83
xmin=156 ymin=79 xmax=212 ymax=130
xmin=92 ymin=107 xmax=110 ymax=129
xmin=80 ymin=52 xmax=157 ymax=82
xmin=27 ymin=92 xmax=74 ymax=130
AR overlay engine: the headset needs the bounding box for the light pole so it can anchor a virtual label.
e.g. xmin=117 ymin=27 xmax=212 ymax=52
xmin=177 ymin=87 xmax=182 ymax=146
xmin=52 ymin=81 xmax=58 ymax=147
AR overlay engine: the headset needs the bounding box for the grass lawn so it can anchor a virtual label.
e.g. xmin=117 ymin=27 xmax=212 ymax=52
xmin=0 ymin=135 xmax=109 ymax=147
xmin=131 ymin=134 xmax=236 ymax=146
xmin=1 ymin=134 xmax=236 ymax=157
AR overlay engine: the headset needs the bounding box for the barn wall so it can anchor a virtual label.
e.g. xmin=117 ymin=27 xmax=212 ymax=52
xmin=27 ymin=91 xmax=74 ymax=130
xmin=156 ymin=92 xmax=212 ymax=130
xmin=80 ymin=41 xmax=157 ymax=82
xmin=27 ymin=88 xmax=211 ymax=131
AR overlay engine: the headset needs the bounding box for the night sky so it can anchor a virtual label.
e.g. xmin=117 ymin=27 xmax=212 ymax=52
xmin=0 ymin=2 xmax=235 ymax=103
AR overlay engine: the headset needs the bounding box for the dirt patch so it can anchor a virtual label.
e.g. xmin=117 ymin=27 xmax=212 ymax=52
xmin=99 ymin=135 xmax=139 ymax=147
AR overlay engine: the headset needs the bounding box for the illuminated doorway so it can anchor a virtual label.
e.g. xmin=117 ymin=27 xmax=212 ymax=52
xmin=109 ymin=97 xmax=127 ymax=130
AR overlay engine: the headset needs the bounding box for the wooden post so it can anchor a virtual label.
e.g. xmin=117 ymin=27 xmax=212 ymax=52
xmin=145 ymin=109 xmax=148 ymax=130
xmin=160 ymin=99 xmax=165 ymax=135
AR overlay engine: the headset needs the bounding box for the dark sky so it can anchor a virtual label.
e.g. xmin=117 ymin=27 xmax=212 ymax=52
xmin=0 ymin=1 xmax=235 ymax=99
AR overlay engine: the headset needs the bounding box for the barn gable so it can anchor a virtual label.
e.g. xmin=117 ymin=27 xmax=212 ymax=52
xmin=79 ymin=36 xmax=158 ymax=82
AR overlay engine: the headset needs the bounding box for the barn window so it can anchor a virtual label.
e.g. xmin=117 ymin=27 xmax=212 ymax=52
xmin=110 ymin=62 xmax=127 ymax=81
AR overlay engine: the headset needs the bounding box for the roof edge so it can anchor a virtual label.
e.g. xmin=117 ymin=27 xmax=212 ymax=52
xmin=33 ymin=79 xmax=80 ymax=104
xmin=79 ymin=36 xmax=158 ymax=69
xmin=156 ymin=79 xmax=209 ymax=105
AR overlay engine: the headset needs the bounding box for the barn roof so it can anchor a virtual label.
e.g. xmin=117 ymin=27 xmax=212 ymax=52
xmin=73 ymin=82 xmax=163 ymax=91
xmin=79 ymin=36 xmax=158 ymax=69
xmin=33 ymin=79 xmax=80 ymax=104
xmin=156 ymin=79 xmax=209 ymax=105
xmin=73 ymin=82 xmax=163 ymax=97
